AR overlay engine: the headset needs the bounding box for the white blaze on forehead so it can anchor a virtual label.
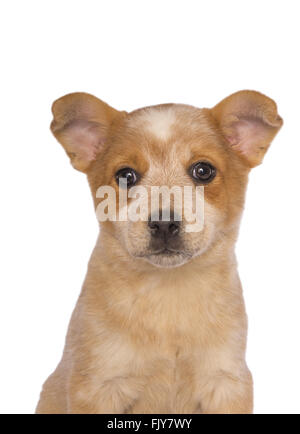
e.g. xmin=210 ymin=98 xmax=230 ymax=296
xmin=129 ymin=104 xmax=216 ymax=142
xmin=137 ymin=107 xmax=177 ymax=141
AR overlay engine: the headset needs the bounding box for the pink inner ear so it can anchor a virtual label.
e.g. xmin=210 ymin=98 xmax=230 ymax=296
xmin=64 ymin=120 xmax=105 ymax=162
xmin=228 ymin=117 xmax=269 ymax=157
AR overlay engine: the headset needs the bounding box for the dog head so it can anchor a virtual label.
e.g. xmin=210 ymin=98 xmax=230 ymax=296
xmin=51 ymin=90 xmax=282 ymax=268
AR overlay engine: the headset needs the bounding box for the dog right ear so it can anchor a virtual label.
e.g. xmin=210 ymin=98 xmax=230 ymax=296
xmin=210 ymin=90 xmax=283 ymax=167
xmin=50 ymin=92 xmax=124 ymax=172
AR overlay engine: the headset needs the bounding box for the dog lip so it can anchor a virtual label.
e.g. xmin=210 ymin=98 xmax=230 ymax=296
xmin=136 ymin=248 xmax=193 ymax=260
xmin=150 ymin=248 xmax=182 ymax=256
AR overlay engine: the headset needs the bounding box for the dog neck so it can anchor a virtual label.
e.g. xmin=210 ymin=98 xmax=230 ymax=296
xmin=81 ymin=227 xmax=244 ymax=347
xmin=87 ymin=226 xmax=240 ymax=288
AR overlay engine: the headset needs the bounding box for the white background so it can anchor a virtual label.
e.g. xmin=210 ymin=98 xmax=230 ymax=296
xmin=0 ymin=0 xmax=299 ymax=414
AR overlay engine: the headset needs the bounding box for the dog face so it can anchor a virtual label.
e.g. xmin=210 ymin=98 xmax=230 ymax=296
xmin=51 ymin=91 xmax=282 ymax=268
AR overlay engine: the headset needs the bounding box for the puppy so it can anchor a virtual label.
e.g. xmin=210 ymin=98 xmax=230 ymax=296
xmin=36 ymin=90 xmax=282 ymax=414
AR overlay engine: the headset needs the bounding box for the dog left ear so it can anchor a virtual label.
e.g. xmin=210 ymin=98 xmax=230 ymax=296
xmin=211 ymin=90 xmax=283 ymax=167
xmin=50 ymin=92 xmax=124 ymax=172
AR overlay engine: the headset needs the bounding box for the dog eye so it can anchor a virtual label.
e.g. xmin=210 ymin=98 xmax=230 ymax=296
xmin=190 ymin=161 xmax=216 ymax=183
xmin=115 ymin=167 xmax=139 ymax=187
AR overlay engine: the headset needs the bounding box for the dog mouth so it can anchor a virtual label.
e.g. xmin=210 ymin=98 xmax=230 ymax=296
xmin=150 ymin=248 xmax=182 ymax=256
xmin=140 ymin=248 xmax=193 ymax=268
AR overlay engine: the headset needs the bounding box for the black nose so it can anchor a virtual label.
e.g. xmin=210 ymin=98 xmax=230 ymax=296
xmin=148 ymin=219 xmax=180 ymax=240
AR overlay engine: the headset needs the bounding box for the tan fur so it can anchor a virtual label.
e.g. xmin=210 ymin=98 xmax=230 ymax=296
xmin=36 ymin=91 xmax=282 ymax=414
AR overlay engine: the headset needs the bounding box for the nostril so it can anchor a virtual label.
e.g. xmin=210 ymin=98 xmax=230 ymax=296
xmin=168 ymin=222 xmax=180 ymax=236
xmin=148 ymin=220 xmax=181 ymax=238
xmin=148 ymin=221 xmax=160 ymax=233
